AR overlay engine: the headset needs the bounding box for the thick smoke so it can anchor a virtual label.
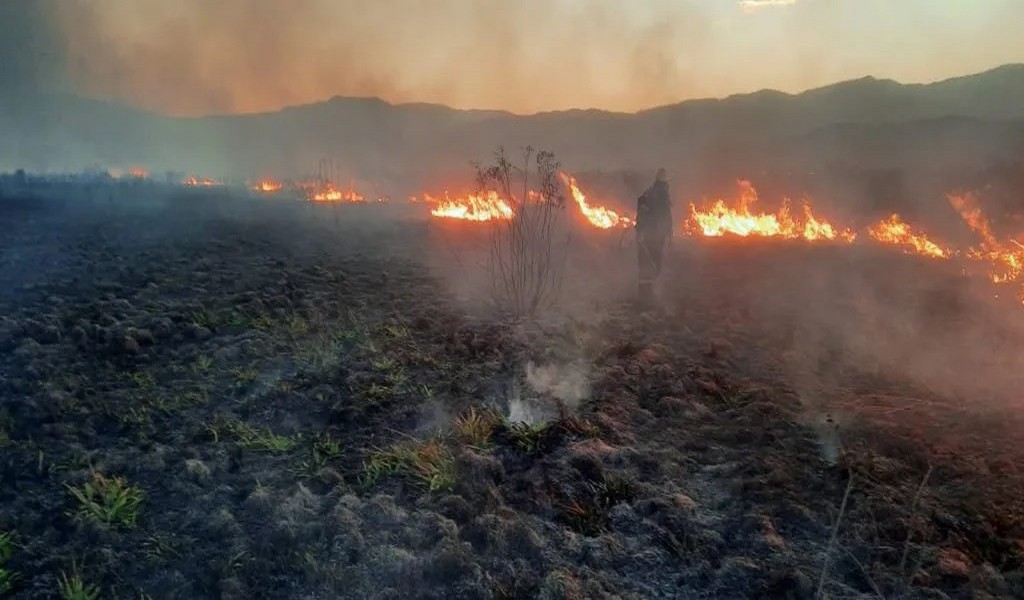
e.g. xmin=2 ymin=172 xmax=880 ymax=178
xmin=48 ymin=0 xmax=1024 ymax=117
xmin=53 ymin=0 xmax=712 ymax=116
xmin=0 ymin=0 xmax=64 ymax=90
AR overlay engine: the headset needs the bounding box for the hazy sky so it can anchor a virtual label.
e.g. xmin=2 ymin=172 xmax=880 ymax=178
xmin=6 ymin=0 xmax=1024 ymax=115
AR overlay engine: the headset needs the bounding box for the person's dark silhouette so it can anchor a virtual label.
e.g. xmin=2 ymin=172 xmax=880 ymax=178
xmin=635 ymin=168 xmax=673 ymax=307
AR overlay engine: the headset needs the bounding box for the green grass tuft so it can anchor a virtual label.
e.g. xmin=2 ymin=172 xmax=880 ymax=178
xmin=0 ymin=532 xmax=18 ymax=596
xmin=293 ymin=432 xmax=345 ymax=478
xmin=57 ymin=569 xmax=100 ymax=600
xmin=507 ymin=420 xmax=548 ymax=454
xmin=362 ymin=438 xmax=456 ymax=492
xmin=453 ymin=406 xmax=500 ymax=449
xmin=232 ymin=366 xmax=260 ymax=388
xmin=66 ymin=471 xmax=144 ymax=528
xmin=217 ymin=419 xmax=299 ymax=452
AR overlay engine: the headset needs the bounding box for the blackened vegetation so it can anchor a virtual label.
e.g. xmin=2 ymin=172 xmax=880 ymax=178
xmin=1 ymin=189 xmax=1023 ymax=599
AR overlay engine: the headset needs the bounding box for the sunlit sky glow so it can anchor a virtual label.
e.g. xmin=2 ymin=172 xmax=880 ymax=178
xmin=25 ymin=0 xmax=1024 ymax=115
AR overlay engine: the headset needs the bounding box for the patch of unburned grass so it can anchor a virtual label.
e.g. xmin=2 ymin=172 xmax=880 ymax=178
xmin=285 ymin=314 xmax=309 ymax=337
xmin=0 ymin=532 xmax=17 ymax=596
xmin=361 ymin=382 xmax=394 ymax=403
xmin=362 ymin=437 xmax=456 ymax=492
xmin=507 ymin=420 xmax=548 ymax=454
xmin=232 ymin=366 xmax=260 ymax=388
xmin=453 ymin=406 xmax=500 ymax=450
xmin=57 ymin=567 xmax=100 ymax=600
xmin=124 ymin=371 xmax=156 ymax=389
xmin=298 ymin=331 xmax=348 ymax=373
xmin=66 ymin=471 xmax=144 ymax=528
xmin=193 ymin=354 xmax=213 ymax=373
xmin=212 ymin=418 xmax=299 ymax=452
xmin=293 ymin=432 xmax=344 ymax=478
xmin=250 ymin=314 xmax=276 ymax=330
xmin=187 ymin=307 xmax=217 ymax=329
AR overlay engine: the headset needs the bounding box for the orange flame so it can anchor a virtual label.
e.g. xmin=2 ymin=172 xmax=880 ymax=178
xmin=310 ymin=185 xmax=364 ymax=202
xmin=128 ymin=167 xmax=149 ymax=179
xmin=184 ymin=175 xmax=222 ymax=187
xmin=427 ymin=191 xmax=514 ymax=221
xmin=867 ymin=214 xmax=951 ymax=259
xmin=685 ymin=180 xmax=855 ymax=242
xmin=252 ymin=179 xmax=283 ymax=193
xmin=558 ymin=172 xmax=634 ymax=229
xmin=949 ymin=192 xmax=1024 ymax=284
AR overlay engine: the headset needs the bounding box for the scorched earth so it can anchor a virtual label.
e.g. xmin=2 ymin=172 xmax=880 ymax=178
xmin=1 ymin=185 xmax=1023 ymax=599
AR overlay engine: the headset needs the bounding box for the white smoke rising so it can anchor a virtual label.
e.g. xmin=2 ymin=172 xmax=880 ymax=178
xmin=525 ymin=360 xmax=590 ymax=410
xmin=502 ymin=360 xmax=592 ymax=425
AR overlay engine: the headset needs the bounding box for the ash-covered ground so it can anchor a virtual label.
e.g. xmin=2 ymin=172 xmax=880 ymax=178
xmin=2 ymin=188 xmax=1023 ymax=599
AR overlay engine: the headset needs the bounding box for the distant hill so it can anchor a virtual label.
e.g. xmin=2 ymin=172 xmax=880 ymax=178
xmin=2 ymin=64 xmax=1024 ymax=213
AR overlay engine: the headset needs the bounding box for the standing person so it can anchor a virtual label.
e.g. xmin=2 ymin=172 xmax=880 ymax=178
xmin=635 ymin=168 xmax=673 ymax=307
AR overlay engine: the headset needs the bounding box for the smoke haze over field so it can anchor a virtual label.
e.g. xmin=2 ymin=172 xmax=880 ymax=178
xmin=0 ymin=0 xmax=1015 ymax=115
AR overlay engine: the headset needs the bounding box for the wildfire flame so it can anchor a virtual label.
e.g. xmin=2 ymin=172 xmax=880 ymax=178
xmin=427 ymin=191 xmax=514 ymax=221
xmin=948 ymin=192 xmax=1024 ymax=287
xmin=685 ymin=180 xmax=855 ymax=242
xmin=252 ymin=179 xmax=283 ymax=193
xmin=128 ymin=167 xmax=149 ymax=179
xmin=310 ymin=185 xmax=365 ymax=202
xmin=184 ymin=175 xmax=222 ymax=187
xmin=867 ymin=214 xmax=951 ymax=259
xmin=559 ymin=172 xmax=634 ymax=229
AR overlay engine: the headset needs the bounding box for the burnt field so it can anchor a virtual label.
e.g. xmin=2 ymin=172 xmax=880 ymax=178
xmin=2 ymin=189 xmax=1024 ymax=599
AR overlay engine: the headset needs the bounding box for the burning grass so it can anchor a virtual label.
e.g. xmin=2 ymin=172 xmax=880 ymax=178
xmin=685 ymin=180 xmax=856 ymax=243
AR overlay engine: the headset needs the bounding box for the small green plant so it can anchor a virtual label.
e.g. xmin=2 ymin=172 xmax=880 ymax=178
xmin=66 ymin=471 xmax=144 ymax=528
xmin=507 ymin=420 xmax=548 ymax=454
xmin=312 ymin=432 xmax=343 ymax=458
xmin=57 ymin=568 xmax=100 ymax=600
xmin=0 ymin=532 xmax=18 ymax=596
xmin=362 ymin=438 xmax=456 ymax=492
xmin=369 ymin=355 xmax=398 ymax=373
xmin=232 ymin=367 xmax=259 ymax=388
xmin=298 ymin=332 xmax=345 ymax=373
xmin=142 ymin=534 xmax=183 ymax=561
xmin=286 ymin=315 xmax=309 ymax=336
xmin=187 ymin=308 xmax=217 ymax=329
xmin=193 ymin=354 xmax=213 ymax=372
xmin=362 ymin=382 xmax=394 ymax=403
xmin=293 ymin=432 xmax=344 ymax=478
xmin=125 ymin=371 xmax=156 ymax=389
xmin=250 ymin=314 xmax=275 ymax=330
xmin=453 ymin=406 xmax=499 ymax=449
xmin=221 ymin=419 xmax=298 ymax=452
xmin=226 ymin=311 xmax=248 ymax=328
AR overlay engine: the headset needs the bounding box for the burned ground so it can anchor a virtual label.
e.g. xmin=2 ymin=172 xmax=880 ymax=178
xmin=1 ymin=190 xmax=1023 ymax=599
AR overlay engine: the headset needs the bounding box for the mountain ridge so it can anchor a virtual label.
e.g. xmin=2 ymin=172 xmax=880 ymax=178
xmin=2 ymin=63 xmax=1024 ymax=198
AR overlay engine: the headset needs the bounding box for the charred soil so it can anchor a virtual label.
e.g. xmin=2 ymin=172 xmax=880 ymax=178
xmin=1 ymin=190 xmax=1023 ymax=599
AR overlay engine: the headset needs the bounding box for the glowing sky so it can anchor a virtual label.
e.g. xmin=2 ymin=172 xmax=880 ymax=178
xmin=15 ymin=0 xmax=1024 ymax=115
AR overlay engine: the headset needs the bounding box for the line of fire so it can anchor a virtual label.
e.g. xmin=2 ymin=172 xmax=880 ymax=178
xmin=16 ymin=163 xmax=1016 ymax=304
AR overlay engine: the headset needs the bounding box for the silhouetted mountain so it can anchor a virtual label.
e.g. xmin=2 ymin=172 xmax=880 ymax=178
xmin=2 ymin=64 xmax=1023 ymax=207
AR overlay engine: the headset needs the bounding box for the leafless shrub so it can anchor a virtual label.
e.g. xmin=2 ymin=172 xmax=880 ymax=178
xmin=475 ymin=145 xmax=568 ymax=318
